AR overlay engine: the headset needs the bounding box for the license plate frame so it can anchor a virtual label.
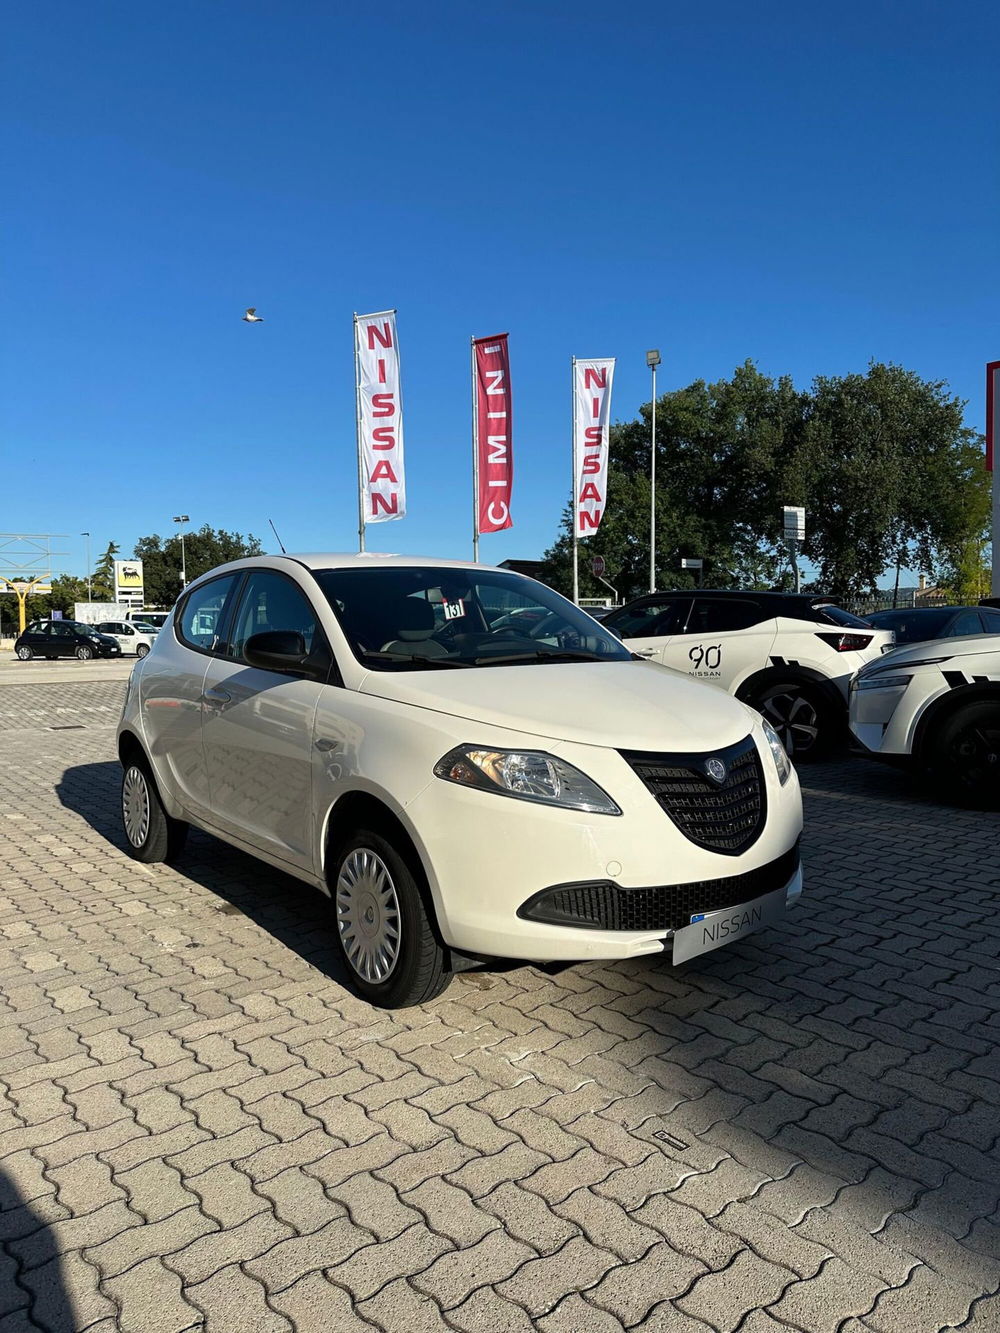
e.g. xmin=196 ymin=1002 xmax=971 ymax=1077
xmin=671 ymin=885 xmax=788 ymax=965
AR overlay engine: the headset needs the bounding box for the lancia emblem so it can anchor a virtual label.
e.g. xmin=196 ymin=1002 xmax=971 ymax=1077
xmin=704 ymin=758 xmax=728 ymax=784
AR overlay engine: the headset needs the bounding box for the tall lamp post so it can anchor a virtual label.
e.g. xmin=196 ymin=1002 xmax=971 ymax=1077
xmin=80 ymin=532 xmax=92 ymax=602
xmin=646 ymin=349 xmax=661 ymax=593
xmin=172 ymin=515 xmax=190 ymax=590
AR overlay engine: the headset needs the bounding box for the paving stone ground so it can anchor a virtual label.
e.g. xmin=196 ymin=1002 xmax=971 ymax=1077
xmin=0 ymin=678 xmax=998 ymax=1333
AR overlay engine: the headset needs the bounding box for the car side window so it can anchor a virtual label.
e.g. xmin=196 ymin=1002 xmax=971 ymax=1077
xmin=684 ymin=600 xmax=764 ymax=633
xmin=981 ymin=610 xmax=1000 ymax=634
xmin=608 ymin=600 xmax=683 ymax=638
xmin=52 ymin=624 xmax=73 ymax=638
xmin=177 ymin=575 xmax=241 ymax=654
xmin=227 ymin=570 xmax=320 ymax=662
xmin=951 ymin=611 xmax=983 ymax=637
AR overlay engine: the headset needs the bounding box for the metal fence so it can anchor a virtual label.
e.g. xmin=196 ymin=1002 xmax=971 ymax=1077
xmin=842 ymin=591 xmax=951 ymax=619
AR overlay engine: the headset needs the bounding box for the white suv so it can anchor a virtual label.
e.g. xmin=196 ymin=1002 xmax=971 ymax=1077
xmin=602 ymin=591 xmax=893 ymax=758
xmin=850 ymin=635 xmax=1000 ymax=805
xmin=117 ymin=555 xmax=803 ymax=1007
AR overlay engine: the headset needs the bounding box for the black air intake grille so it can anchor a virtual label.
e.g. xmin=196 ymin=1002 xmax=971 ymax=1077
xmin=518 ymin=844 xmax=799 ymax=933
xmin=620 ymin=734 xmax=766 ymax=855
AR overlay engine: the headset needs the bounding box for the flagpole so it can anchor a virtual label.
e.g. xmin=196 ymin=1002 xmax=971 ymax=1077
xmin=572 ymin=357 xmax=579 ymax=606
xmin=471 ymin=338 xmax=480 ymax=563
xmin=353 ymin=313 xmax=366 ymax=553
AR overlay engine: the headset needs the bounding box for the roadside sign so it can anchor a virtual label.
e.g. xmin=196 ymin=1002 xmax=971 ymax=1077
xmin=783 ymin=507 xmax=805 ymax=541
xmin=681 ymin=558 xmax=703 ymax=570
xmin=591 ymin=556 xmax=606 ymax=577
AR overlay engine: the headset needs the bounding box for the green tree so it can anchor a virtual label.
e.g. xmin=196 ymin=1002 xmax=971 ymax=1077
xmin=133 ymin=526 xmax=264 ymax=606
xmin=92 ymin=542 xmax=120 ymax=601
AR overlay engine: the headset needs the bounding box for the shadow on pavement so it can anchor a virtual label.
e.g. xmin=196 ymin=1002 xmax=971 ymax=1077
xmin=0 ymin=1167 xmax=77 ymax=1331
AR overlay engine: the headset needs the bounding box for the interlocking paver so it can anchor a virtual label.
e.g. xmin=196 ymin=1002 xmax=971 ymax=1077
xmin=3 ymin=686 xmax=1000 ymax=1333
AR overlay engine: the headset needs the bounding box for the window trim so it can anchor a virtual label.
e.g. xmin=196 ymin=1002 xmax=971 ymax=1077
xmin=681 ymin=597 xmax=765 ymax=635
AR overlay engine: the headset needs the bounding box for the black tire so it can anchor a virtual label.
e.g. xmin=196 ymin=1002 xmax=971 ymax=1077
xmin=136 ymin=643 xmax=150 ymax=659
xmin=331 ymin=824 xmax=449 ymax=1008
xmin=16 ymin=646 xmax=33 ymax=661
xmin=747 ymin=680 xmax=834 ymax=761
xmin=76 ymin=645 xmax=93 ymax=661
xmin=927 ymin=702 xmax=1000 ymax=809
xmin=121 ymin=758 xmax=188 ymax=862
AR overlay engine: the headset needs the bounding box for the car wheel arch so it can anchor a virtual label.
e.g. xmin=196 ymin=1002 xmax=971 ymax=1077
xmin=320 ymin=790 xmax=446 ymax=937
xmin=736 ymin=664 xmax=840 ymax=710
xmin=911 ymin=682 xmax=1000 ymax=762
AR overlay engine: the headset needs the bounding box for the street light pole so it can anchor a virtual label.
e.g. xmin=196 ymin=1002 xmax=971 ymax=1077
xmin=172 ymin=515 xmax=190 ymax=590
xmin=80 ymin=532 xmax=91 ymax=601
xmin=646 ymin=349 xmax=661 ymax=593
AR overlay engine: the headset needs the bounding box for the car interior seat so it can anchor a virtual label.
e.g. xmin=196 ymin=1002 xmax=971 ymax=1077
xmin=380 ymin=597 xmax=448 ymax=658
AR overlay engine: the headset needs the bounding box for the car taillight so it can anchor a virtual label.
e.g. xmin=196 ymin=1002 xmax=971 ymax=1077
xmin=815 ymin=632 xmax=873 ymax=652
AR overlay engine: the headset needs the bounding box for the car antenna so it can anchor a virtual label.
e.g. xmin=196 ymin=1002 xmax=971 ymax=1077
xmin=268 ymin=519 xmax=287 ymax=555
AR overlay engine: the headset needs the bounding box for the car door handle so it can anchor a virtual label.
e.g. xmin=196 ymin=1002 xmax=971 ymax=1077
xmin=202 ymin=688 xmax=232 ymax=707
xmin=635 ymin=649 xmax=658 ymax=657
xmin=315 ymin=738 xmax=339 ymax=752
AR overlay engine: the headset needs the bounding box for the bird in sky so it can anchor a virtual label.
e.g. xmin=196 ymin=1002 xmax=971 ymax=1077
xmin=242 ymin=307 xmax=264 ymax=323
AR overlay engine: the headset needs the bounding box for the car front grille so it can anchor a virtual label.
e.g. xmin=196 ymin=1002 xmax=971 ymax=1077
xmin=518 ymin=844 xmax=799 ymax=933
xmin=619 ymin=734 xmax=766 ymax=855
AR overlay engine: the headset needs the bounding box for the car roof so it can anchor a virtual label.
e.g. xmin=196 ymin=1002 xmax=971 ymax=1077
xmin=189 ymin=553 xmax=529 ymax=582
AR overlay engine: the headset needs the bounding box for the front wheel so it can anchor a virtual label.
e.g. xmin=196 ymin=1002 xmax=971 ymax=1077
xmin=16 ymin=646 xmax=33 ymax=661
xmin=136 ymin=643 xmax=150 ymax=659
xmin=76 ymin=645 xmax=93 ymax=661
xmin=927 ymin=703 xmax=1000 ymax=808
xmin=121 ymin=759 xmax=188 ymax=862
xmin=748 ymin=681 xmax=832 ymax=760
xmin=331 ymin=826 xmax=449 ymax=1008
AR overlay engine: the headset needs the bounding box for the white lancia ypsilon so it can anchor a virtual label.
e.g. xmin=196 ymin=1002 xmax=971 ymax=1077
xmin=117 ymin=555 xmax=804 ymax=1007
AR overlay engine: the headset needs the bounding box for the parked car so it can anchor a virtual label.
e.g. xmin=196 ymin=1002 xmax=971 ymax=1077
xmin=125 ymin=610 xmax=171 ymax=631
xmin=865 ymin=605 xmax=1000 ymax=645
xmin=15 ymin=620 xmax=122 ymax=661
xmin=850 ymin=635 xmax=1000 ymax=806
xmin=95 ymin=621 xmax=158 ymax=658
xmin=117 ymin=555 xmax=803 ymax=1007
xmin=601 ymin=591 xmax=894 ymax=759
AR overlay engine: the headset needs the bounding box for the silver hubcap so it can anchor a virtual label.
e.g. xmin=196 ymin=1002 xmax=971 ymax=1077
xmin=761 ymin=692 xmax=818 ymax=755
xmin=78 ymin=647 xmax=92 ymax=660
xmin=122 ymin=766 xmax=150 ymax=847
xmin=17 ymin=647 xmax=30 ymax=660
xmin=335 ymin=848 xmax=401 ymax=984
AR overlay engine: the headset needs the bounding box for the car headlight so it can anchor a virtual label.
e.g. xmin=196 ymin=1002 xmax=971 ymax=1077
xmin=434 ymin=746 xmax=621 ymax=814
xmin=760 ymin=718 xmax=791 ymax=786
xmin=855 ymin=674 xmax=912 ymax=691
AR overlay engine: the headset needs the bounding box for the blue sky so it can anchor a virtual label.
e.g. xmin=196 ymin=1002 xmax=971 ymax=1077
xmin=5 ymin=0 xmax=998 ymax=586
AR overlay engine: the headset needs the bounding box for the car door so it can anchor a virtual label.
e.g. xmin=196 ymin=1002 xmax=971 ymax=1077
xmin=200 ymin=568 xmax=330 ymax=872
xmin=25 ymin=624 xmax=53 ymax=656
xmin=660 ymin=598 xmax=776 ymax=692
xmin=611 ymin=599 xmax=687 ymax=663
xmin=51 ymin=624 xmax=78 ymax=657
xmin=97 ymin=622 xmax=128 ymax=652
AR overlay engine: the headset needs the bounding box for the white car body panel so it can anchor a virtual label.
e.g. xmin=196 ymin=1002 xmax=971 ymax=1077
xmin=850 ymin=635 xmax=1000 ymax=757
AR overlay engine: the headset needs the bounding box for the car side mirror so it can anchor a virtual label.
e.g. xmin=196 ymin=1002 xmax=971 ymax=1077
xmin=244 ymin=630 xmax=329 ymax=680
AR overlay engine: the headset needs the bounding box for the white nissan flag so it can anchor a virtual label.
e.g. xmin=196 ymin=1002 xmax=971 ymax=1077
xmin=573 ymin=358 xmax=616 ymax=536
xmin=356 ymin=310 xmax=405 ymax=524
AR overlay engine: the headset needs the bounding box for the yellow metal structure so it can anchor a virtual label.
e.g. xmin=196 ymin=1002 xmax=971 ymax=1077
xmin=1 ymin=577 xmax=53 ymax=634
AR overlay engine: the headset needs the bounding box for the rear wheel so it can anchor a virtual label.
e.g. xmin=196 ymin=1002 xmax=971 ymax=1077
xmin=331 ymin=825 xmax=449 ymax=1008
xmin=16 ymin=646 xmax=33 ymax=661
xmin=928 ymin=703 xmax=1000 ymax=808
xmin=76 ymin=645 xmax=93 ymax=661
xmin=121 ymin=759 xmax=188 ymax=862
xmin=748 ymin=680 xmax=833 ymax=760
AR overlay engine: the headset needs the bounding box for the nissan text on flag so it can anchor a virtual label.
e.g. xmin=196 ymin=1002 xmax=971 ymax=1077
xmin=117 ymin=555 xmax=803 ymax=1008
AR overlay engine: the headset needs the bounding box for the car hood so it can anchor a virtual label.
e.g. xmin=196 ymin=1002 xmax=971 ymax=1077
xmin=864 ymin=634 xmax=1000 ymax=669
xmin=358 ymin=660 xmax=756 ymax=751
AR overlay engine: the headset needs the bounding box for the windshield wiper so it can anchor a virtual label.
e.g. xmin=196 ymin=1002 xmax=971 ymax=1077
xmin=357 ymin=651 xmax=472 ymax=670
xmin=470 ymin=650 xmax=614 ymax=666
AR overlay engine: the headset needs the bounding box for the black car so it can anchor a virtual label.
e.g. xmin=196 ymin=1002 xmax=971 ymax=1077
xmin=14 ymin=620 xmax=122 ymax=661
xmin=865 ymin=605 xmax=1000 ymax=645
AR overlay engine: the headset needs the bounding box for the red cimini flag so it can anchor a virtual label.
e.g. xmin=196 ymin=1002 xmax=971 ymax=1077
xmin=473 ymin=334 xmax=513 ymax=533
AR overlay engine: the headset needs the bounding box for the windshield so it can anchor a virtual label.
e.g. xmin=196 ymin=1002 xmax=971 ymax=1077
xmin=870 ymin=609 xmax=954 ymax=643
xmin=312 ymin=566 xmax=632 ymax=670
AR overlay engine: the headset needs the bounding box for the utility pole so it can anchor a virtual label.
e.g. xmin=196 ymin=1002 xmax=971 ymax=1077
xmin=646 ymin=349 xmax=661 ymax=593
